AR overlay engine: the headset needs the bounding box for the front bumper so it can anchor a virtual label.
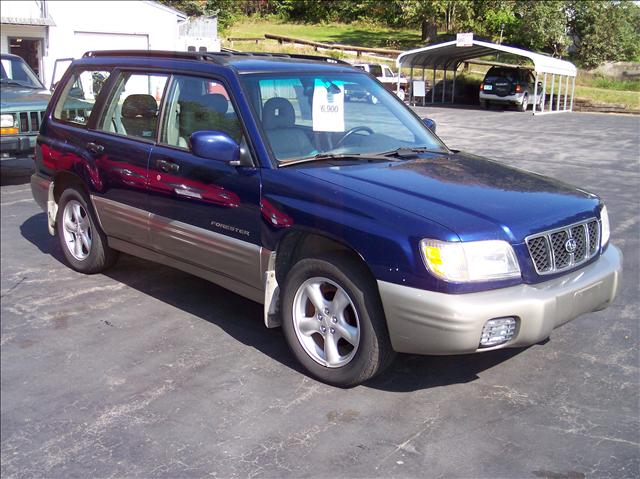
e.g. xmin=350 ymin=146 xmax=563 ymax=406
xmin=1 ymin=134 xmax=37 ymax=160
xmin=378 ymin=245 xmax=622 ymax=355
xmin=479 ymin=91 xmax=525 ymax=104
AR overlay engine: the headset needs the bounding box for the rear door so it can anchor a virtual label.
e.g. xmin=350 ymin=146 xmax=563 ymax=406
xmin=87 ymin=70 xmax=169 ymax=245
xmin=147 ymin=74 xmax=263 ymax=292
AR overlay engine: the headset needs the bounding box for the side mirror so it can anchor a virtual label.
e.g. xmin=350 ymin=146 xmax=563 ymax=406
xmin=190 ymin=130 xmax=241 ymax=165
xmin=422 ymin=118 xmax=437 ymax=134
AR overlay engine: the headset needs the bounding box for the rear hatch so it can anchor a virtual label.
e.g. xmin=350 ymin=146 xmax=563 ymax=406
xmin=483 ymin=70 xmax=518 ymax=97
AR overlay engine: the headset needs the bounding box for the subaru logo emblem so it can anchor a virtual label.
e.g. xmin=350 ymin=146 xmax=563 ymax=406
xmin=565 ymin=238 xmax=577 ymax=253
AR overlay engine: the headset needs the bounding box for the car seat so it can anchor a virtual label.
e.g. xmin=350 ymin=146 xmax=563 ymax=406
xmin=262 ymin=97 xmax=315 ymax=160
xmin=121 ymin=94 xmax=158 ymax=139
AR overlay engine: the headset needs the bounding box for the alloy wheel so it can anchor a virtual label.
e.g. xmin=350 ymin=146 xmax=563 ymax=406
xmin=62 ymin=200 xmax=92 ymax=260
xmin=292 ymin=277 xmax=360 ymax=368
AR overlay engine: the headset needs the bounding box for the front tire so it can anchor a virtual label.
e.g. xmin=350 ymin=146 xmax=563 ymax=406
xmin=281 ymin=254 xmax=395 ymax=387
xmin=56 ymin=187 xmax=118 ymax=274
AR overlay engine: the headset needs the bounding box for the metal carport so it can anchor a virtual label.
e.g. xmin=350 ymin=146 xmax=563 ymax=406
xmin=396 ymin=39 xmax=577 ymax=114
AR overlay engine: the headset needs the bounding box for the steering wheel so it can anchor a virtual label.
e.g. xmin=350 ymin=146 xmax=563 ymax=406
xmin=336 ymin=126 xmax=374 ymax=148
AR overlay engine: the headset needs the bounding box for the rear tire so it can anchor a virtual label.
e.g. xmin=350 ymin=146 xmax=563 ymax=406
xmin=56 ymin=187 xmax=118 ymax=274
xmin=517 ymin=94 xmax=529 ymax=112
xmin=281 ymin=253 xmax=395 ymax=387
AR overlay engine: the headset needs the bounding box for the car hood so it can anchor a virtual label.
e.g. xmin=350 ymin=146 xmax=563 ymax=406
xmin=297 ymin=151 xmax=600 ymax=242
xmin=0 ymin=85 xmax=51 ymax=110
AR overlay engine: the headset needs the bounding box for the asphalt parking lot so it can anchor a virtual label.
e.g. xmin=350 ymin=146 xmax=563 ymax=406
xmin=1 ymin=107 xmax=638 ymax=478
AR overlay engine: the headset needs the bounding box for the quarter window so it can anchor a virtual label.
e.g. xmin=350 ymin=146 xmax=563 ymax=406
xmin=53 ymin=69 xmax=111 ymax=126
xmin=160 ymin=75 xmax=242 ymax=148
xmin=99 ymin=72 xmax=168 ymax=140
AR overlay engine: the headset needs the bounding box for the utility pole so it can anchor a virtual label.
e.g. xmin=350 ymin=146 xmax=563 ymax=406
xmin=497 ymin=23 xmax=505 ymax=61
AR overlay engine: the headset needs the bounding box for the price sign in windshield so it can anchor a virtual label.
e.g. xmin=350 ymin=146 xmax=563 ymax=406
xmin=312 ymin=79 xmax=345 ymax=132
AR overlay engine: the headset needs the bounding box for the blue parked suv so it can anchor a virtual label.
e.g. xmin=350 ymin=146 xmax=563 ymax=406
xmin=30 ymin=50 xmax=622 ymax=387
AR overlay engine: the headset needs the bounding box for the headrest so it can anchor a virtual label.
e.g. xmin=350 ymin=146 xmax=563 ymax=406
xmin=262 ymin=97 xmax=295 ymax=130
xmin=177 ymin=77 xmax=204 ymax=102
xmin=122 ymin=94 xmax=157 ymax=119
xmin=200 ymin=94 xmax=228 ymax=114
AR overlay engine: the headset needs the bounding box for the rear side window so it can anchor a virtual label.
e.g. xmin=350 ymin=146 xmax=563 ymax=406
xmin=98 ymin=72 xmax=168 ymax=140
xmin=160 ymin=75 xmax=242 ymax=148
xmin=53 ymin=69 xmax=111 ymax=126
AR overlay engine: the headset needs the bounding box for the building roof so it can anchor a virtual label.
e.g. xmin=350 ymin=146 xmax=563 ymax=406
xmin=397 ymin=39 xmax=577 ymax=77
xmin=145 ymin=1 xmax=188 ymax=20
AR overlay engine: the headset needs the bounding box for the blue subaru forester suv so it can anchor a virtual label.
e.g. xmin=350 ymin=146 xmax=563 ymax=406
xmin=30 ymin=50 xmax=622 ymax=386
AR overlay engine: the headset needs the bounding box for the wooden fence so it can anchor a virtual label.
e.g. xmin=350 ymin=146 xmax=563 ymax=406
xmin=263 ymin=33 xmax=402 ymax=58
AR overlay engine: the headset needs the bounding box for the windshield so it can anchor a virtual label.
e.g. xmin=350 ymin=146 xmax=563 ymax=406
xmin=240 ymin=71 xmax=447 ymax=163
xmin=0 ymin=56 xmax=43 ymax=89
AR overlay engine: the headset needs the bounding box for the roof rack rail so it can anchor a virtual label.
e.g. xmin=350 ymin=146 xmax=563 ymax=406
xmin=82 ymin=50 xmax=231 ymax=63
xmin=218 ymin=50 xmax=351 ymax=65
xmin=82 ymin=49 xmax=351 ymax=66
xmin=285 ymin=53 xmax=351 ymax=65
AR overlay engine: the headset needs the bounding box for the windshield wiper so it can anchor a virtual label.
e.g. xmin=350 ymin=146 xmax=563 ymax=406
xmin=280 ymin=152 xmax=400 ymax=167
xmin=381 ymin=146 xmax=447 ymax=158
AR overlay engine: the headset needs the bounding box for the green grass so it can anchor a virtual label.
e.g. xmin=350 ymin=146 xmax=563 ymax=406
xmin=591 ymin=77 xmax=640 ymax=91
xmin=576 ymin=71 xmax=640 ymax=92
xmin=225 ymin=18 xmax=421 ymax=50
xmin=574 ymin=85 xmax=640 ymax=110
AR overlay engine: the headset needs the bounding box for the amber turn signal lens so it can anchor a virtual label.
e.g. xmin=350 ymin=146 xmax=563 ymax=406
xmin=0 ymin=127 xmax=19 ymax=135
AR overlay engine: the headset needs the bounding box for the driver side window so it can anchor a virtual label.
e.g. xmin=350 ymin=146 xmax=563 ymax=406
xmin=161 ymin=75 xmax=242 ymax=149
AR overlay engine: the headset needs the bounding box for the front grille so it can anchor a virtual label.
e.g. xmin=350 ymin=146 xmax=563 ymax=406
xmin=526 ymin=219 xmax=600 ymax=275
xmin=18 ymin=111 xmax=44 ymax=133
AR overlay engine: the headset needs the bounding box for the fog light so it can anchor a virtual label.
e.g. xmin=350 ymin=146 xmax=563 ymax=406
xmin=480 ymin=317 xmax=517 ymax=347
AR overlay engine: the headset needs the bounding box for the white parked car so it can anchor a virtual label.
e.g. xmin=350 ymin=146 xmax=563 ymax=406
xmin=353 ymin=63 xmax=408 ymax=101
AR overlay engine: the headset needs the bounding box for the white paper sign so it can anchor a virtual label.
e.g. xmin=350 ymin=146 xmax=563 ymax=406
xmin=456 ymin=32 xmax=473 ymax=47
xmin=413 ymin=80 xmax=426 ymax=97
xmin=312 ymin=80 xmax=345 ymax=132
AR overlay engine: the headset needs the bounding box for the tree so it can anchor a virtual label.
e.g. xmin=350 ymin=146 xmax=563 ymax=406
xmin=569 ymin=0 xmax=640 ymax=68
xmin=512 ymin=0 xmax=570 ymax=57
xmin=157 ymin=0 xmax=241 ymax=30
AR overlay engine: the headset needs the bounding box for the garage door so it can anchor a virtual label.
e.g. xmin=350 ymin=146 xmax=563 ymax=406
xmin=73 ymin=32 xmax=149 ymax=58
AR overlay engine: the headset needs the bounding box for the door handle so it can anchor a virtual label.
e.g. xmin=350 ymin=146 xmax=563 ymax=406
xmin=87 ymin=142 xmax=104 ymax=154
xmin=156 ymin=159 xmax=179 ymax=173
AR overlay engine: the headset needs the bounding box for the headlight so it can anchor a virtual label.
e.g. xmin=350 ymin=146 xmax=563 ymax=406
xmin=600 ymin=204 xmax=610 ymax=247
xmin=0 ymin=114 xmax=18 ymax=135
xmin=1 ymin=114 xmax=15 ymax=128
xmin=420 ymin=239 xmax=521 ymax=282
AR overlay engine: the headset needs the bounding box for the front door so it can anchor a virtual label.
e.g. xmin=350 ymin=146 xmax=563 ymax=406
xmin=147 ymin=74 xmax=263 ymax=292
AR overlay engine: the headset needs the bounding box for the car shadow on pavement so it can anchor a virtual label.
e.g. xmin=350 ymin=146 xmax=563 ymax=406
xmin=364 ymin=347 xmax=528 ymax=392
xmin=21 ymin=212 xmax=528 ymax=392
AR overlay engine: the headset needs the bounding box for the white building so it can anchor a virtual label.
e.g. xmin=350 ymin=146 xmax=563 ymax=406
xmin=1 ymin=1 xmax=220 ymax=88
